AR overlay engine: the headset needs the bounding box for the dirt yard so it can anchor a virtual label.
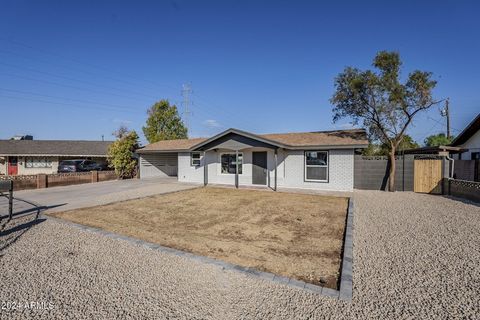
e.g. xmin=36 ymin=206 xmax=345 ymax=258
xmin=51 ymin=187 xmax=348 ymax=289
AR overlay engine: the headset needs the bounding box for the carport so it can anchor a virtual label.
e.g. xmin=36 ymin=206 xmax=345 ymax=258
xmin=138 ymin=152 xmax=178 ymax=178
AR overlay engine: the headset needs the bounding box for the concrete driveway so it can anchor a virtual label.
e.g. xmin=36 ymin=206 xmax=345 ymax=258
xmin=1 ymin=177 xmax=199 ymax=215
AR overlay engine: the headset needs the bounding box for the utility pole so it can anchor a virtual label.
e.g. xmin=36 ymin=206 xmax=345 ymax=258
xmin=441 ymin=98 xmax=451 ymax=139
xmin=181 ymin=83 xmax=192 ymax=133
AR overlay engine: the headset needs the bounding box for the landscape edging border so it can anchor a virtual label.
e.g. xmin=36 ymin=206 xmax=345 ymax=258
xmin=45 ymin=196 xmax=354 ymax=301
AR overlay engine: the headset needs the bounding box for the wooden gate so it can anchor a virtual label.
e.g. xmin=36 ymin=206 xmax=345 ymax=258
xmin=414 ymin=159 xmax=443 ymax=194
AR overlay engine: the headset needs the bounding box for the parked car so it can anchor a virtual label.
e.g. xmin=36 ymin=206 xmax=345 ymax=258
xmin=57 ymin=160 xmax=107 ymax=173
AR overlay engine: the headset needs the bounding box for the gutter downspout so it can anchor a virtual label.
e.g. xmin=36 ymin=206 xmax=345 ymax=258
xmin=446 ymin=154 xmax=455 ymax=179
xmin=445 ymin=154 xmax=455 ymax=196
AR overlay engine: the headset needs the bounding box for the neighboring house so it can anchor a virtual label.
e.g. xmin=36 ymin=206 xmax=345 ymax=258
xmin=451 ymin=113 xmax=480 ymax=160
xmin=0 ymin=139 xmax=112 ymax=175
xmin=137 ymin=128 xmax=368 ymax=191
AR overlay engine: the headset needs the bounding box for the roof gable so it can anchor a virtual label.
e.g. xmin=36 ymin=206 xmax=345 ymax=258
xmin=191 ymin=128 xmax=286 ymax=151
xmin=451 ymin=113 xmax=480 ymax=146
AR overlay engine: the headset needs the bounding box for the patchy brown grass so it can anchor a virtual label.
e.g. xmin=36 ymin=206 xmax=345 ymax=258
xmin=51 ymin=187 xmax=348 ymax=289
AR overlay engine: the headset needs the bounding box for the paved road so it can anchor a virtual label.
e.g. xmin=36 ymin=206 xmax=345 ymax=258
xmin=0 ymin=177 xmax=199 ymax=216
xmin=0 ymin=191 xmax=479 ymax=319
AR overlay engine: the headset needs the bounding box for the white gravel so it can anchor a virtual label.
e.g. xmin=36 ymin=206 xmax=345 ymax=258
xmin=0 ymin=191 xmax=479 ymax=319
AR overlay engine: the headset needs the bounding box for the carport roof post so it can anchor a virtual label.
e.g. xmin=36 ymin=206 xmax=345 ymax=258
xmin=235 ymin=150 xmax=239 ymax=189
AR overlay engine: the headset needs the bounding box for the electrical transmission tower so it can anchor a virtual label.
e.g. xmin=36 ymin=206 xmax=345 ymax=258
xmin=181 ymin=83 xmax=193 ymax=132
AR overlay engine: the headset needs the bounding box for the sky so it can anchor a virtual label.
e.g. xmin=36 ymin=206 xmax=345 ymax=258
xmin=0 ymin=0 xmax=479 ymax=145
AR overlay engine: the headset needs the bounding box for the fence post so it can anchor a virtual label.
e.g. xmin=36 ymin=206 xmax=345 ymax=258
xmin=37 ymin=174 xmax=47 ymax=189
xmin=8 ymin=180 xmax=13 ymax=220
xmin=91 ymin=171 xmax=99 ymax=183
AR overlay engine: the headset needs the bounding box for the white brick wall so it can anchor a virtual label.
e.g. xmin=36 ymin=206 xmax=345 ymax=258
xmin=177 ymin=148 xmax=355 ymax=191
xmin=178 ymin=152 xmax=204 ymax=183
xmin=279 ymin=149 xmax=354 ymax=191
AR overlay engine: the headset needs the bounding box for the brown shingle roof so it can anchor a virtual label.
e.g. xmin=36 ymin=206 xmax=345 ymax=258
xmin=137 ymin=129 xmax=368 ymax=152
xmin=260 ymin=129 xmax=368 ymax=147
xmin=0 ymin=140 xmax=113 ymax=156
xmin=137 ymin=137 xmax=207 ymax=152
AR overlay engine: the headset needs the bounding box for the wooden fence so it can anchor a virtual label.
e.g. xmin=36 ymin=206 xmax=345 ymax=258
xmin=413 ymin=159 xmax=443 ymax=194
xmin=0 ymin=171 xmax=118 ymax=191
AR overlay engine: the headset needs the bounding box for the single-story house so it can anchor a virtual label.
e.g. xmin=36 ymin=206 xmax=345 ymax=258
xmin=136 ymin=128 xmax=368 ymax=191
xmin=0 ymin=139 xmax=113 ymax=176
xmin=451 ymin=113 xmax=480 ymax=160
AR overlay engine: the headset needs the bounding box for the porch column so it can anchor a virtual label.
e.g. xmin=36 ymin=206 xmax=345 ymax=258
xmin=235 ymin=149 xmax=239 ymax=189
xmin=203 ymin=151 xmax=208 ymax=186
xmin=274 ymin=148 xmax=278 ymax=191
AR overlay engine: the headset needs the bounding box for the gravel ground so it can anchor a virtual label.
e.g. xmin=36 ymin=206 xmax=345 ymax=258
xmin=0 ymin=191 xmax=479 ymax=319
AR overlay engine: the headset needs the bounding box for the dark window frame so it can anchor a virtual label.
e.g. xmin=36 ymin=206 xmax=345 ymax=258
xmin=220 ymin=152 xmax=243 ymax=175
xmin=304 ymin=150 xmax=329 ymax=182
xmin=190 ymin=152 xmax=202 ymax=166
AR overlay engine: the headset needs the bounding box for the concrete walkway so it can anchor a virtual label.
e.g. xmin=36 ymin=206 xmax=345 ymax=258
xmin=1 ymin=177 xmax=199 ymax=215
xmin=0 ymin=191 xmax=479 ymax=319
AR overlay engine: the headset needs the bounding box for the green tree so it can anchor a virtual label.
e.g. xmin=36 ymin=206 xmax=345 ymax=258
xmin=424 ymin=133 xmax=454 ymax=146
xmin=331 ymin=51 xmax=441 ymax=191
xmin=107 ymin=126 xmax=140 ymax=179
xmin=363 ymin=135 xmax=419 ymax=156
xmin=142 ymin=100 xmax=188 ymax=143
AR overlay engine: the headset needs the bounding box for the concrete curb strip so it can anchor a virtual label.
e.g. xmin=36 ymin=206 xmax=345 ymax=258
xmin=45 ymin=196 xmax=354 ymax=301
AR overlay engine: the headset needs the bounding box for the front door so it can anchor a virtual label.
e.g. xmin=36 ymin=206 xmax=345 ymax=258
xmin=8 ymin=156 xmax=18 ymax=176
xmin=252 ymin=152 xmax=267 ymax=185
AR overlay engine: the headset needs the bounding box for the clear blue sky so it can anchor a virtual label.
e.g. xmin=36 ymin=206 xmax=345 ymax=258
xmin=0 ymin=0 xmax=479 ymax=145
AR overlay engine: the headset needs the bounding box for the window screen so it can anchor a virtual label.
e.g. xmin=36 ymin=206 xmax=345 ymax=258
xmin=305 ymin=151 xmax=328 ymax=181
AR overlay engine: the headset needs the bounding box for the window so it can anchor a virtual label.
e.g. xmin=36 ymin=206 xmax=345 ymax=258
xmin=25 ymin=157 xmax=53 ymax=168
xmin=304 ymin=151 xmax=328 ymax=182
xmin=191 ymin=152 xmax=201 ymax=166
xmin=472 ymin=152 xmax=480 ymax=160
xmin=221 ymin=153 xmax=242 ymax=174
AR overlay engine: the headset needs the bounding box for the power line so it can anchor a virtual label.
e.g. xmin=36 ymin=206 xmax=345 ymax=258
xmin=2 ymin=72 xmax=153 ymax=102
xmin=426 ymin=116 xmax=461 ymax=133
xmin=0 ymin=93 xmax=138 ymax=114
xmin=0 ymin=49 xmax=177 ymax=94
xmin=0 ymin=37 xmax=180 ymax=93
xmin=0 ymin=87 xmax=138 ymax=111
xmin=0 ymin=61 xmax=160 ymax=99
xmin=0 ymin=37 xmax=253 ymax=131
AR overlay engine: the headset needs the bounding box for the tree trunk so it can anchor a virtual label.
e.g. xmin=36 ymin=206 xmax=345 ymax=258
xmin=388 ymin=146 xmax=396 ymax=192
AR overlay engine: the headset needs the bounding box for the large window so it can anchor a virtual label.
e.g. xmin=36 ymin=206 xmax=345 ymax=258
xmin=305 ymin=151 xmax=328 ymax=182
xmin=190 ymin=152 xmax=201 ymax=166
xmin=25 ymin=157 xmax=53 ymax=168
xmin=221 ymin=153 xmax=243 ymax=174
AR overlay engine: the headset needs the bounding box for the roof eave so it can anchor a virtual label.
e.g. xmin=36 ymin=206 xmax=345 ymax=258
xmin=451 ymin=113 xmax=480 ymax=146
xmin=0 ymin=154 xmax=108 ymax=157
xmin=284 ymin=144 xmax=369 ymax=150
xmin=136 ymin=149 xmax=190 ymax=154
